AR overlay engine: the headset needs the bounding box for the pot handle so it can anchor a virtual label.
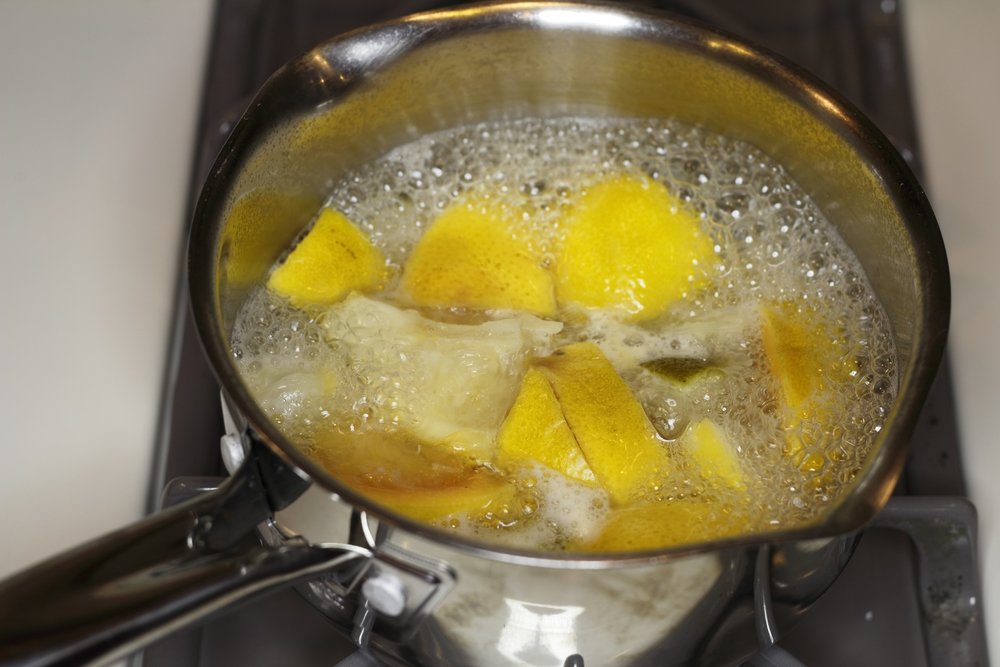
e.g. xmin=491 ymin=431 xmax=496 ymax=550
xmin=0 ymin=436 xmax=370 ymax=667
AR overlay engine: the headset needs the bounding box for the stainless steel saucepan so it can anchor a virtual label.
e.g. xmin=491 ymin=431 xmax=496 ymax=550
xmin=0 ymin=3 xmax=948 ymax=666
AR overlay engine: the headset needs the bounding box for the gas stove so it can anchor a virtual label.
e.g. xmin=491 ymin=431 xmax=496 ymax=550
xmin=140 ymin=1 xmax=986 ymax=665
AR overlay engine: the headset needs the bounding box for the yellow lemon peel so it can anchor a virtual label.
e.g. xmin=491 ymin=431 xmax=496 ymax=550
xmin=682 ymin=419 xmax=745 ymax=491
xmin=759 ymin=302 xmax=854 ymax=469
xmin=555 ymin=174 xmax=715 ymax=321
xmin=222 ymin=189 xmax=321 ymax=291
xmin=496 ymin=368 xmax=597 ymax=485
xmin=267 ymin=208 xmax=387 ymax=306
xmin=537 ymin=342 xmax=670 ymax=505
xmin=402 ymin=196 xmax=556 ymax=316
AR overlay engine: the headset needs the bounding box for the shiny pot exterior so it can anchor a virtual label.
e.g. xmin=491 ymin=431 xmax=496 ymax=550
xmin=188 ymin=2 xmax=948 ymax=666
xmin=247 ymin=466 xmax=853 ymax=666
xmin=267 ymin=481 xmax=750 ymax=666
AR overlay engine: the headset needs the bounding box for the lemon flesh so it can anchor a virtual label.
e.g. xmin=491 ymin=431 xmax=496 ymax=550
xmin=267 ymin=208 xmax=387 ymax=306
xmin=496 ymin=367 xmax=597 ymax=485
xmin=682 ymin=419 xmax=745 ymax=490
xmin=538 ymin=342 xmax=670 ymax=505
xmin=555 ymin=175 xmax=715 ymax=321
xmin=322 ymin=294 xmax=562 ymax=458
xmin=402 ymin=196 xmax=556 ymax=316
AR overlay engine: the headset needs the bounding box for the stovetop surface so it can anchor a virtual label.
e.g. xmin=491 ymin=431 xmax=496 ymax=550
xmin=143 ymin=1 xmax=969 ymax=665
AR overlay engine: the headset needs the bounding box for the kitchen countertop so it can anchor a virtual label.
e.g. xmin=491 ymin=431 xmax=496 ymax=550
xmin=0 ymin=0 xmax=997 ymax=662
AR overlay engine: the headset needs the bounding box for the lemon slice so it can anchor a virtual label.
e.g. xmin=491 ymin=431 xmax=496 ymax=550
xmin=537 ymin=342 xmax=670 ymax=505
xmin=402 ymin=195 xmax=556 ymax=316
xmin=554 ymin=174 xmax=715 ymax=321
xmin=496 ymin=368 xmax=597 ymax=485
xmin=267 ymin=208 xmax=387 ymax=306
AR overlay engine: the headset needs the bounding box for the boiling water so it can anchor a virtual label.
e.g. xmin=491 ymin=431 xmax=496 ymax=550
xmin=231 ymin=118 xmax=897 ymax=551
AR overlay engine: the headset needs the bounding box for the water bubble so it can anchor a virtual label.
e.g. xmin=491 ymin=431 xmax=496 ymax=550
xmin=648 ymin=397 xmax=691 ymax=441
xmin=764 ymin=236 xmax=790 ymax=266
xmin=808 ymin=250 xmax=828 ymax=271
xmin=716 ymin=192 xmax=750 ymax=218
xmin=670 ymin=156 xmax=711 ymax=184
xmin=733 ymin=219 xmax=767 ymax=245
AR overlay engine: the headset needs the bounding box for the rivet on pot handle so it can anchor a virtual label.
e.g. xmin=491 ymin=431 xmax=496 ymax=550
xmin=0 ymin=434 xmax=370 ymax=667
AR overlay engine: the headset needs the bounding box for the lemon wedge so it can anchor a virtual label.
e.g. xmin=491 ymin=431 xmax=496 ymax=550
xmin=402 ymin=196 xmax=556 ymax=316
xmin=682 ymin=419 xmax=745 ymax=490
xmin=496 ymin=368 xmax=597 ymax=485
xmin=759 ymin=302 xmax=853 ymax=464
xmin=537 ymin=342 xmax=670 ymax=505
xmin=322 ymin=294 xmax=562 ymax=458
xmin=554 ymin=174 xmax=715 ymax=321
xmin=267 ymin=208 xmax=387 ymax=306
xmin=760 ymin=303 xmax=822 ymax=416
